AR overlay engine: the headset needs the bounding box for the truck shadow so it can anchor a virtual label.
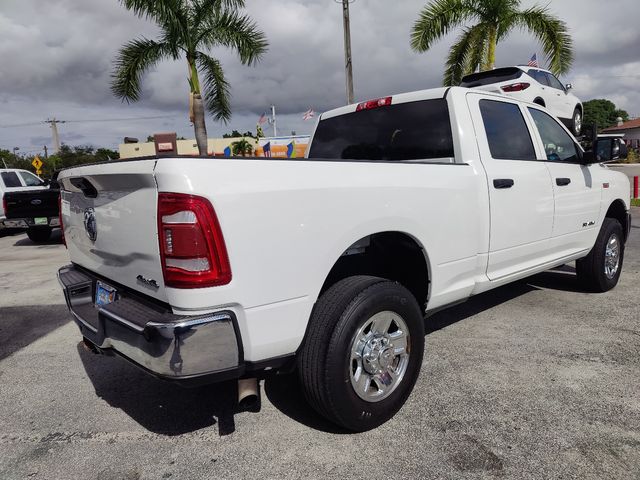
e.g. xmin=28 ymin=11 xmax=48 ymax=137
xmin=77 ymin=344 xmax=240 ymax=436
xmin=12 ymin=229 xmax=63 ymax=246
xmin=0 ymin=304 xmax=70 ymax=361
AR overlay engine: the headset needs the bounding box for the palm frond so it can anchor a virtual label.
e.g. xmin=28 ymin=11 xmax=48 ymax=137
xmin=197 ymin=9 xmax=268 ymax=65
xmin=411 ymin=0 xmax=476 ymax=53
xmin=512 ymin=6 xmax=573 ymax=75
xmin=197 ymin=53 xmax=232 ymax=122
xmin=111 ymin=38 xmax=171 ymax=102
xmin=120 ymin=0 xmax=189 ymax=50
xmin=443 ymin=24 xmax=486 ymax=86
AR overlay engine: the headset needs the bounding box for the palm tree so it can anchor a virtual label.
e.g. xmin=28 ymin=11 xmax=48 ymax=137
xmin=230 ymin=138 xmax=253 ymax=156
xmin=410 ymin=0 xmax=573 ymax=86
xmin=111 ymin=0 xmax=268 ymax=155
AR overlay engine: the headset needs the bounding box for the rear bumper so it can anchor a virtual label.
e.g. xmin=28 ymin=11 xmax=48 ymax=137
xmin=58 ymin=265 xmax=242 ymax=385
xmin=3 ymin=217 xmax=59 ymax=228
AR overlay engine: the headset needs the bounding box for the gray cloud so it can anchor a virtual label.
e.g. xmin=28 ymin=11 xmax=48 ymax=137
xmin=1 ymin=0 xmax=639 ymax=153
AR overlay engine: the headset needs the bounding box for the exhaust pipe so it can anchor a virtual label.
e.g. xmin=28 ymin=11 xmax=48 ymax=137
xmin=82 ymin=338 xmax=100 ymax=354
xmin=237 ymin=378 xmax=259 ymax=411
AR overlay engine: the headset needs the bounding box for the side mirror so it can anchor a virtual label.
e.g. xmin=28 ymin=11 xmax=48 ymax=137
xmin=565 ymin=83 xmax=573 ymax=91
xmin=584 ymin=137 xmax=628 ymax=164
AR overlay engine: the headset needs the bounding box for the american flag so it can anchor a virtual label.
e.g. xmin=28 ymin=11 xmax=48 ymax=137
xmin=527 ymin=53 xmax=538 ymax=68
xmin=302 ymin=108 xmax=315 ymax=121
xmin=258 ymin=112 xmax=267 ymax=125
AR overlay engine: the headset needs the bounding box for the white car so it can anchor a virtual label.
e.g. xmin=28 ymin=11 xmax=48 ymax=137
xmin=0 ymin=168 xmax=47 ymax=229
xmin=461 ymin=66 xmax=583 ymax=136
xmin=57 ymin=87 xmax=629 ymax=432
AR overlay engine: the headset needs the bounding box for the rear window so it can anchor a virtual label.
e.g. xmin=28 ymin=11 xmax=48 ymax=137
xmin=308 ymin=99 xmax=454 ymax=161
xmin=1 ymin=172 xmax=22 ymax=188
xmin=460 ymin=68 xmax=523 ymax=87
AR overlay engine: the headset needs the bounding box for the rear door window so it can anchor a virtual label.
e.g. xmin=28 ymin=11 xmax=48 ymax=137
xmin=1 ymin=172 xmax=22 ymax=188
xmin=308 ymin=99 xmax=454 ymax=161
xmin=528 ymin=69 xmax=549 ymax=86
xmin=479 ymin=100 xmax=536 ymax=160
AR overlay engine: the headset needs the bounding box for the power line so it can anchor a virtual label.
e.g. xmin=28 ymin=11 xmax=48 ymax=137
xmin=0 ymin=114 xmax=179 ymax=129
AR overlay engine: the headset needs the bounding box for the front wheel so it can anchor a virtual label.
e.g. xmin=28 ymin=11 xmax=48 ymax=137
xmin=576 ymin=218 xmax=624 ymax=292
xmin=571 ymin=108 xmax=582 ymax=136
xmin=298 ymin=276 xmax=425 ymax=431
xmin=27 ymin=227 xmax=52 ymax=243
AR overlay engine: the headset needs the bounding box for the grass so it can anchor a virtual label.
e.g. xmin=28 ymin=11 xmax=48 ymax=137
xmin=632 ymin=198 xmax=640 ymax=207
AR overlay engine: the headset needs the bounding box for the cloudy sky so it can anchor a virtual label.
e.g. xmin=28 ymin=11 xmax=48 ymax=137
xmin=1 ymin=0 xmax=639 ymax=155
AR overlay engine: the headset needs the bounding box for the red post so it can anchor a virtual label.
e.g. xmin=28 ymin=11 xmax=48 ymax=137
xmin=634 ymin=176 xmax=639 ymax=199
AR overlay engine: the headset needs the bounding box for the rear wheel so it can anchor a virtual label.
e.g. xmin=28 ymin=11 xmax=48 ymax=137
xmin=571 ymin=108 xmax=582 ymax=136
xmin=576 ymin=218 xmax=624 ymax=292
xmin=298 ymin=275 xmax=425 ymax=431
xmin=27 ymin=227 xmax=52 ymax=243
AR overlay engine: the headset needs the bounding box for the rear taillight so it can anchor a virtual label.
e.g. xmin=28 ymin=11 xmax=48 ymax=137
xmin=501 ymin=82 xmax=530 ymax=92
xmin=356 ymin=96 xmax=392 ymax=111
xmin=58 ymin=193 xmax=66 ymax=247
xmin=158 ymin=193 xmax=231 ymax=289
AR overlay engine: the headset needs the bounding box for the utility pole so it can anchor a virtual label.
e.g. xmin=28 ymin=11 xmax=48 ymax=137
xmin=43 ymin=145 xmax=48 ymax=159
xmin=45 ymin=118 xmax=66 ymax=153
xmin=271 ymin=105 xmax=277 ymax=137
xmin=339 ymin=0 xmax=355 ymax=105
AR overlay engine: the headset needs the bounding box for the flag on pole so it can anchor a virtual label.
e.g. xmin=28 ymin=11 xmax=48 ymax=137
xmin=302 ymin=108 xmax=315 ymax=121
xmin=527 ymin=53 xmax=538 ymax=67
xmin=258 ymin=112 xmax=267 ymax=125
xmin=263 ymin=142 xmax=271 ymax=158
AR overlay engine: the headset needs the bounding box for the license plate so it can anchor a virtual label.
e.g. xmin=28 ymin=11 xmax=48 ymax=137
xmin=34 ymin=217 xmax=48 ymax=225
xmin=95 ymin=281 xmax=117 ymax=307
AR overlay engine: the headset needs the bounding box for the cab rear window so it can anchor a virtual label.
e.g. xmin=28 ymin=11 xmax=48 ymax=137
xmin=308 ymin=99 xmax=454 ymax=161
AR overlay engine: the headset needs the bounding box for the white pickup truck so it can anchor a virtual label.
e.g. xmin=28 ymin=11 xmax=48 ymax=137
xmin=57 ymin=87 xmax=631 ymax=431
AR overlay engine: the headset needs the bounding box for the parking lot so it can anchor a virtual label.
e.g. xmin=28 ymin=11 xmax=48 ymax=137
xmin=1 ymin=214 xmax=639 ymax=480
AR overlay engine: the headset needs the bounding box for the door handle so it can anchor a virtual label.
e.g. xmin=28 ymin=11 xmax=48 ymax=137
xmin=493 ymin=178 xmax=514 ymax=189
xmin=556 ymin=177 xmax=571 ymax=186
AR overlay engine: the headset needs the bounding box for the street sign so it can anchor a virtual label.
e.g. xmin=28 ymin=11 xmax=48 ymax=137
xmin=36 ymin=169 xmax=42 ymax=176
xmin=32 ymin=156 xmax=43 ymax=170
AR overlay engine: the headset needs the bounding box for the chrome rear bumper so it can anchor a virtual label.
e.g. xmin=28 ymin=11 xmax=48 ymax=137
xmin=58 ymin=265 xmax=242 ymax=384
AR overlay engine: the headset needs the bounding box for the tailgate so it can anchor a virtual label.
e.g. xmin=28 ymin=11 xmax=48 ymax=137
xmin=58 ymin=160 xmax=167 ymax=301
xmin=4 ymin=189 xmax=59 ymax=219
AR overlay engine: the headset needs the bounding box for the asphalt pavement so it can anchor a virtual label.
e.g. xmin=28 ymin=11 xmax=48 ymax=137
xmin=0 ymin=215 xmax=639 ymax=480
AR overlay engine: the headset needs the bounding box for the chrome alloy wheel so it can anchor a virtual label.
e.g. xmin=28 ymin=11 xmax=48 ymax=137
xmin=349 ymin=311 xmax=410 ymax=402
xmin=604 ymin=234 xmax=620 ymax=279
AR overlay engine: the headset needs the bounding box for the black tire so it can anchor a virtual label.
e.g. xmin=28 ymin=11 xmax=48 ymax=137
xmin=27 ymin=227 xmax=52 ymax=243
xmin=298 ymin=275 xmax=425 ymax=432
xmin=576 ymin=218 xmax=624 ymax=292
xmin=571 ymin=107 xmax=582 ymax=136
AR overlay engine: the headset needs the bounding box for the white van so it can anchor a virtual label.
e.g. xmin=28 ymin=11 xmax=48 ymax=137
xmin=0 ymin=169 xmax=47 ymax=229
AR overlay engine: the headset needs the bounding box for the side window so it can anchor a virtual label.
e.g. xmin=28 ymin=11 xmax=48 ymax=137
xmin=19 ymin=171 xmax=44 ymax=187
xmin=479 ymin=100 xmax=536 ymax=160
xmin=529 ymin=69 xmax=549 ymax=86
xmin=528 ymin=108 xmax=579 ymax=162
xmin=545 ymin=73 xmax=565 ymax=91
xmin=0 ymin=172 xmax=22 ymax=188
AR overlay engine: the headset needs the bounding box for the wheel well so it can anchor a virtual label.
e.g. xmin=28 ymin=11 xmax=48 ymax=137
xmin=319 ymin=232 xmax=430 ymax=310
xmin=533 ymin=97 xmax=545 ymax=107
xmin=606 ymin=200 xmax=628 ymax=241
xmin=576 ymin=104 xmax=583 ymax=114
